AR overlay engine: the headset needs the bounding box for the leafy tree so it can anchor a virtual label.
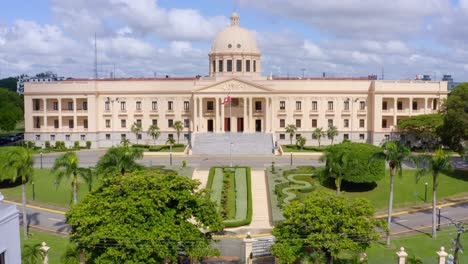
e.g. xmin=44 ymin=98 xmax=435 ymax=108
xmin=173 ymin=120 xmax=184 ymax=144
xmin=22 ymin=243 xmax=42 ymax=264
xmin=0 ymin=147 xmax=34 ymax=239
xmin=326 ymin=126 xmax=339 ymax=145
xmin=0 ymin=77 xmax=18 ymax=92
xmin=439 ymin=83 xmax=468 ymax=154
xmin=96 ymin=146 xmax=143 ymax=176
xmin=66 ymin=171 xmax=224 ymax=263
xmin=61 ymin=243 xmax=81 ymax=264
xmin=272 ymin=192 xmax=385 ymax=264
xmin=52 ymin=152 xmax=95 ymax=204
xmin=312 ymin=128 xmax=326 ymax=147
xmin=120 ymin=138 xmax=130 ymax=147
xmin=414 ymin=149 xmax=452 ymax=238
xmin=296 ymin=136 xmax=306 ymax=150
xmin=371 ymin=141 xmax=411 ymax=245
xmin=285 ymin=124 xmax=297 ymax=144
xmin=0 ymin=89 xmax=23 ymax=132
xmin=397 ymin=114 xmax=443 ymax=149
xmin=147 ymin=124 xmax=161 ymax=145
xmin=130 ymin=121 xmax=143 ymax=144
xmin=320 ymin=149 xmax=358 ymax=195
xmin=166 ymin=137 xmax=176 ymax=151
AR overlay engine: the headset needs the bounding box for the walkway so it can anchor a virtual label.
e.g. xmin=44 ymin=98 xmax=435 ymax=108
xmin=192 ymin=169 xmax=209 ymax=190
xmin=192 ymin=133 xmax=273 ymax=155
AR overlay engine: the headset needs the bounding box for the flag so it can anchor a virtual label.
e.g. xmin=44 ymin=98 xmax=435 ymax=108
xmin=222 ymin=94 xmax=231 ymax=105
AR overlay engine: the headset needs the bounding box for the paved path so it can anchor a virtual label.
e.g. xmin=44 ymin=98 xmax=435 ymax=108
xmin=192 ymin=169 xmax=209 ymax=190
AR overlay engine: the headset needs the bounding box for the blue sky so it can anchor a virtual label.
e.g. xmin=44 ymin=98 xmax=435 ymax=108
xmin=0 ymin=0 xmax=467 ymax=80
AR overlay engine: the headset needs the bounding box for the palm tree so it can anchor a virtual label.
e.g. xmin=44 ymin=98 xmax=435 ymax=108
xmin=131 ymin=122 xmax=143 ymax=144
xmin=173 ymin=120 xmax=184 ymax=144
xmin=121 ymin=138 xmax=131 ymax=147
xmin=285 ymin=124 xmax=297 ymax=145
xmin=1 ymin=147 xmax=34 ymax=239
xmin=147 ymin=124 xmax=161 ymax=145
xmin=96 ymin=146 xmax=143 ymax=176
xmin=296 ymin=136 xmax=306 ymax=150
xmin=326 ymin=125 xmax=339 ymax=145
xmin=52 ymin=152 xmax=94 ymax=204
xmin=312 ymin=128 xmax=326 ymax=147
xmin=22 ymin=243 xmax=42 ymax=264
xmin=166 ymin=137 xmax=176 ymax=151
xmin=320 ymin=150 xmax=358 ymax=195
xmin=371 ymin=141 xmax=411 ymax=245
xmin=414 ymin=149 xmax=452 ymax=238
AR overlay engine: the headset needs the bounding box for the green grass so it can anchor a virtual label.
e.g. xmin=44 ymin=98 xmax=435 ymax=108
xmin=21 ymin=230 xmax=69 ymax=263
xmin=226 ymin=169 xmax=237 ymax=220
xmin=281 ymin=144 xmax=326 ymax=152
xmin=234 ymin=168 xmax=248 ymax=221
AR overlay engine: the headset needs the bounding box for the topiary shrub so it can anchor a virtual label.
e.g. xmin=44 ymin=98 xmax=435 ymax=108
xmin=86 ymin=140 xmax=92 ymax=149
xmin=74 ymin=141 xmax=80 ymax=149
xmin=44 ymin=140 xmax=51 ymax=149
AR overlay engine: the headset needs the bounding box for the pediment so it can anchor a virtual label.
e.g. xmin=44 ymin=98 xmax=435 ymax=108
xmin=195 ymin=78 xmax=273 ymax=93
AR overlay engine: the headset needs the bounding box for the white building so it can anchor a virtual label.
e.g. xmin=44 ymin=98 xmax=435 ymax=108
xmin=0 ymin=193 xmax=21 ymax=264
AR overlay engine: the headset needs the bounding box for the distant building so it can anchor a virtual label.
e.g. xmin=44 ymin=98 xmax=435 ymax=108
xmin=17 ymin=71 xmax=66 ymax=94
xmin=442 ymin=75 xmax=460 ymax=91
xmin=0 ymin=192 xmax=21 ymax=263
xmin=422 ymin=75 xmax=431 ymax=81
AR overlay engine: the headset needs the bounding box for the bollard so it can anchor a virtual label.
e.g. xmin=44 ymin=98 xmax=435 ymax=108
xmin=396 ymin=247 xmax=407 ymax=264
xmin=243 ymin=232 xmax=253 ymax=264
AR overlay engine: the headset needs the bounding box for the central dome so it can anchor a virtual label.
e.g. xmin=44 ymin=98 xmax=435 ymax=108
xmin=210 ymin=13 xmax=260 ymax=54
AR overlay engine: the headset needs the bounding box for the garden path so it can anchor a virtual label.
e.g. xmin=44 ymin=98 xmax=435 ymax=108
xmin=249 ymin=170 xmax=272 ymax=229
xmin=192 ymin=169 xmax=209 ymax=190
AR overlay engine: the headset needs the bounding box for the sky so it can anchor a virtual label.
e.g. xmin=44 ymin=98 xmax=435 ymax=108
xmin=0 ymin=0 xmax=467 ymax=81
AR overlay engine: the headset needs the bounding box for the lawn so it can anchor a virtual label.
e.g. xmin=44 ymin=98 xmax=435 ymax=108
xmin=21 ymin=230 xmax=69 ymax=263
xmin=281 ymin=144 xmax=326 ymax=152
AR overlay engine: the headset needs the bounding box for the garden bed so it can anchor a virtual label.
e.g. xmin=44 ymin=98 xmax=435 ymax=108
xmin=281 ymin=144 xmax=327 ymax=152
xmin=132 ymin=143 xmax=186 ymax=152
xmin=206 ymin=167 xmax=252 ymax=228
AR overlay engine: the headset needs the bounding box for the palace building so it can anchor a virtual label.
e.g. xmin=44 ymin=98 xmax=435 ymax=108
xmin=24 ymin=13 xmax=447 ymax=152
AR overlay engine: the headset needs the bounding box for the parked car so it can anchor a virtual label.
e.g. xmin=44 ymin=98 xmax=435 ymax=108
xmin=0 ymin=137 xmax=8 ymax=145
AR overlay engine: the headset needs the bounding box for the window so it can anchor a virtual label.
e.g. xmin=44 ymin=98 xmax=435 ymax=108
xmin=382 ymin=101 xmax=388 ymax=110
xmin=296 ymin=119 xmax=301 ymax=128
xmin=328 ymin=101 xmax=334 ymax=110
xmin=397 ymin=101 xmax=403 ymax=110
xmin=253 ymin=60 xmax=256 ymax=72
xmin=33 ymin=99 xmax=41 ymax=110
xmin=136 ymin=101 xmax=142 ymax=110
xmin=137 ymin=134 xmax=142 ymax=140
xmin=168 ymin=101 xmax=174 ymax=111
xmin=184 ymin=134 xmax=189 ymax=140
xmin=312 ymin=119 xmax=317 ymax=128
xmin=168 ymin=134 xmax=174 ymax=139
xmin=279 ymin=101 xmax=286 ymax=110
xmin=296 ymin=101 xmax=302 ymax=110
xmin=312 ymin=101 xmax=318 ymax=110
xmin=255 ymin=101 xmax=262 ymax=111
xmin=328 ymin=119 xmax=333 ymax=127
xmin=412 ymin=101 xmax=418 ymax=110
xmin=50 ymin=135 xmax=55 ymax=141
xmin=136 ymin=119 xmax=142 ymax=126
xmin=121 ymin=134 xmax=126 ymax=140
xmin=359 ymin=101 xmax=365 ymax=110
xmin=344 ymin=119 xmax=349 ymax=128
xmin=106 ymin=119 xmax=110 ymax=128
xmin=184 ymin=119 xmax=190 ymax=128
xmin=34 ymin=117 xmax=41 ymax=128
xmin=279 ymin=119 xmax=285 ymax=128
xmin=54 ymin=119 xmax=59 ymax=128
xmin=83 ymin=102 xmax=88 ymax=110
xmin=432 ymin=99 xmax=437 ymax=110
xmin=120 ymin=101 xmax=126 ymax=111
xmin=385 ymin=134 xmax=390 ymax=141
xmin=121 ymin=119 xmax=126 ymax=128
xmin=84 ymin=119 xmax=88 ymax=129
xmin=212 ymin=60 xmax=216 ymax=72
xmin=207 ymin=101 xmax=214 ymax=111
xmin=344 ymin=100 xmax=350 ymax=111
xmin=227 ymin=60 xmax=232 ymax=72
xmin=69 ymin=120 xmax=74 ymax=128
xmin=68 ymin=101 xmax=73 ymax=110
xmin=382 ymin=119 xmax=387 ymax=128
xmin=105 ymin=134 xmax=111 ymax=140
xmin=359 ymin=134 xmax=365 ymax=140
xmin=35 ymin=135 xmax=40 ymax=141
xmin=53 ymin=101 xmax=58 ymax=110
xmin=152 ymin=119 xmax=158 ymax=126
xmin=152 ymin=101 xmax=158 ymax=111
xmin=184 ymin=101 xmax=190 ymax=111
xmin=295 ymin=134 xmax=301 ymax=139
xmin=81 ymin=135 xmax=86 ymax=141
xmin=236 ymin=60 xmax=242 ymax=72
xmin=105 ymin=101 xmax=110 ymax=111
xmin=218 ymin=60 xmax=224 ymax=72
xmin=359 ymin=119 xmax=365 ymax=128
xmin=246 ymin=60 xmax=251 ymax=72
xmin=65 ymin=134 xmax=70 ymax=141
xmin=168 ymin=119 xmax=174 ymax=127
xmin=279 ymin=134 xmax=285 ymax=140
xmin=343 ymin=134 xmax=349 ymax=140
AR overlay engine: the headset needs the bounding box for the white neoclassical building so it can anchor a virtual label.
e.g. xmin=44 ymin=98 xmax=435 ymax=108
xmin=24 ymin=13 xmax=447 ymax=149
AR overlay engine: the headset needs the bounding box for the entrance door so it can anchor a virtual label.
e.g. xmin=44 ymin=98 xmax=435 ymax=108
xmin=237 ymin=117 xmax=244 ymax=132
xmin=207 ymin=119 xmax=214 ymax=132
xmin=255 ymin=119 xmax=262 ymax=132
xmin=224 ymin=118 xmax=231 ymax=132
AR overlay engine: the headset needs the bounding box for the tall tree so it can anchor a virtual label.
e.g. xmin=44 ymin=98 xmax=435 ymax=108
xmin=66 ymin=171 xmax=224 ymax=263
xmin=320 ymin=149 xmax=358 ymax=194
xmin=96 ymin=146 xmax=143 ymax=176
xmin=414 ymin=149 xmax=452 ymax=238
xmin=147 ymin=124 xmax=161 ymax=145
xmin=130 ymin=121 xmax=143 ymax=144
xmin=296 ymin=136 xmax=306 ymax=150
xmin=285 ymin=124 xmax=297 ymax=145
xmin=52 ymin=152 xmax=94 ymax=204
xmin=166 ymin=137 xmax=176 ymax=151
xmin=326 ymin=125 xmax=339 ymax=145
xmin=0 ymin=89 xmax=23 ymax=132
xmin=0 ymin=147 xmax=34 ymax=239
xmin=173 ymin=120 xmax=184 ymax=144
xmin=371 ymin=141 xmax=411 ymax=245
xmin=312 ymin=127 xmax=326 ymax=147
xmin=272 ymin=192 xmax=385 ymax=264
xmin=397 ymin=113 xmax=443 ymax=149
xmin=0 ymin=77 xmax=18 ymax=92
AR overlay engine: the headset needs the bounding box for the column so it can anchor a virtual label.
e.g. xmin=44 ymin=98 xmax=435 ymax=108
xmin=243 ymin=97 xmax=247 ymax=132
xmin=243 ymin=236 xmax=253 ymax=264
xmin=248 ymin=97 xmax=253 ymax=133
xmin=73 ymin=98 xmax=77 ymax=133
xmin=214 ymin=97 xmax=218 ymax=132
xmin=393 ymin=98 xmax=397 ymax=128
xmin=220 ymin=98 xmax=225 ymax=132
xmin=42 ymin=98 xmax=47 ymax=128
xmin=424 ymin=98 xmax=428 ymax=114
xmin=192 ymin=96 xmax=197 ymax=132
xmin=197 ymin=97 xmax=202 ymax=132
xmin=265 ymin=98 xmax=270 ymax=132
xmin=409 ymin=98 xmax=413 ymax=116
xmin=58 ymin=98 xmax=62 ymax=128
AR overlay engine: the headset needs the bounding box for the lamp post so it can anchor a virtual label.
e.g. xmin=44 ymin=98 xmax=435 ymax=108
xmin=106 ymin=97 xmax=119 ymax=146
xmin=169 ymin=143 xmax=173 ymax=166
xmin=437 ymin=207 xmax=441 ymax=231
xmin=424 ymin=182 xmax=428 ymax=202
xmin=40 ymin=150 xmax=43 ymax=169
xmin=290 ymin=152 xmax=293 ymax=166
xmin=32 ymin=181 xmax=35 ymax=201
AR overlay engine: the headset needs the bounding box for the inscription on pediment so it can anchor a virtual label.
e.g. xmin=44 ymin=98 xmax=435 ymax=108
xmin=197 ymin=79 xmax=271 ymax=93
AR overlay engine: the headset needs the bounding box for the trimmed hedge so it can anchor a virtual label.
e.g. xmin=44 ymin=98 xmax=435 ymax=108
xmin=132 ymin=144 xmax=185 ymax=152
xmin=324 ymin=142 xmax=385 ymax=183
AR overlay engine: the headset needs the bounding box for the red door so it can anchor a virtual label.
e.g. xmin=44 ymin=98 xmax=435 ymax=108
xmin=237 ymin=117 xmax=244 ymax=132
xmin=224 ymin=118 xmax=231 ymax=132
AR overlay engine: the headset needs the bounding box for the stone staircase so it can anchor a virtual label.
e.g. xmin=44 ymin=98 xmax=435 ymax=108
xmin=192 ymin=133 xmax=273 ymax=155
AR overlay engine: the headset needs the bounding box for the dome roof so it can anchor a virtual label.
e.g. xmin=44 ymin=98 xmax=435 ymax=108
xmin=210 ymin=13 xmax=260 ymax=55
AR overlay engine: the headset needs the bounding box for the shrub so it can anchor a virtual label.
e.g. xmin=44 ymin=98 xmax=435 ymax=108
xmin=86 ymin=140 xmax=92 ymax=149
xmin=182 ymin=160 xmax=187 ymax=167
xmin=132 ymin=144 xmax=150 ymax=149
xmin=26 ymin=141 xmax=35 ymax=149
xmin=44 ymin=140 xmax=51 ymax=149
xmin=55 ymin=141 xmax=65 ymax=149
xmin=74 ymin=141 xmax=80 ymax=149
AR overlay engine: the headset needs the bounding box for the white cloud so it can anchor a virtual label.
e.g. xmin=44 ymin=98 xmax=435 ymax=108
xmin=302 ymin=40 xmax=326 ymax=59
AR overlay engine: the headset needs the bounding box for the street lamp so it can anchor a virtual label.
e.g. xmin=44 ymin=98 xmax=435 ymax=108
xmin=40 ymin=150 xmax=43 ymax=169
xmin=32 ymin=181 xmax=35 ymax=201
xmin=424 ymin=182 xmax=428 ymax=202
xmin=290 ymin=152 xmax=293 ymax=166
xmin=169 ymin=143 xmax=173 ymax=166
xmin=106 ymin=97 xmax=119 ymax=146
xmin=437 ymin=206 xmax=441 ymax=231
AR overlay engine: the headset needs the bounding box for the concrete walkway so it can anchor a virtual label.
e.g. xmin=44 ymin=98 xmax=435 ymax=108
xmin=192 ymin=169 xmax=209 ymax=190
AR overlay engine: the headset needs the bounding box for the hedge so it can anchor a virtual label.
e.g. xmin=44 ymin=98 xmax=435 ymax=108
xmin=131 ymin=144 xmax=185 ymax=152
xmin=324 ymin=142 xmax=385 ymax=183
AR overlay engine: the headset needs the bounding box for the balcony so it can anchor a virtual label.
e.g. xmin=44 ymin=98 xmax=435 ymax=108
xmin=325 ymin=110 xmax=335 ymax=116
xmin=382 ymin=109 xmax=394 ymax=115
xmin=397 ymin=109 xmax=410 ymax=115
xmin=357 ymin=109 xmax=367 ymax=115
xmin=309 ymin=109 xmax=319 ymax=115
xmin=76 ymin=109 xmax=88 ymax=115
xmin=341 ymin=109 xmax=351 ymax=115
xmin=253 ymin=110 xmax=264 ymax=116
xmin=204 ymin=110 xmax=215 ymax=116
